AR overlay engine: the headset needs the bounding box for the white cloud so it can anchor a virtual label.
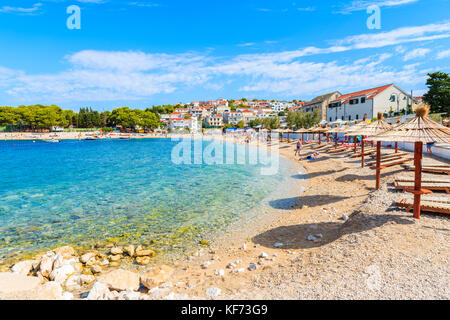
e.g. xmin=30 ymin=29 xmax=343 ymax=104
xmin=68 ymin=50 xmax=208 ymax=72
xmin=337 ymin=0 xmax=418 ymax=14
xmin=0 ymin=3 xmax=43 ymax=15
xmin=335 ymin=22 xmax=450 ymax=49
xmin=237 ymin=43 xmax=256 ymax=47
xmin=403 ymin=48 xmax=431 ymax=61
xmin=297 ymin=7 xmax=316 ymax=12
xmin=128 ymin=2 xmax=160 ymax=7
xmin=0 ymin=22 xmax=444 ymax=103
xmin=436 ymin=49 xmax=450 ymax=59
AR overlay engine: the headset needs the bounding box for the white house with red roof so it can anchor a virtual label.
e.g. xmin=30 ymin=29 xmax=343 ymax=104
xmin=223 ymin=111 xmax=243 ymax=125
xmin=326 ymin=84 xmax=414 ymax=122
xmin=169 ymin=117 xmax=199 ymax=133
xmin=205 ymin=114 xmax=223 ymax=127
xmin=174 ymin=107 xmax=189 ymax=114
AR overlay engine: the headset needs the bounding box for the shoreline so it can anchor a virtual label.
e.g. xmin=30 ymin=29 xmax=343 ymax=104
xmin=0 ymin=135 xmax=305 ymax=268
xmin=1 ymin=138 xmax=449 ymax=300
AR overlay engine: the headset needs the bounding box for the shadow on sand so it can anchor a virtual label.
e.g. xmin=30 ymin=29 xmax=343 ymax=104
xmin=252 ymin=212 xmax=414 ymax=249
xmin=269 ymin=195 xmax=350 ymax=210
xmin=335 ymin=168 xmax=405 ymax=182
xmin=291 ymin=168 xmax=346 ymax=180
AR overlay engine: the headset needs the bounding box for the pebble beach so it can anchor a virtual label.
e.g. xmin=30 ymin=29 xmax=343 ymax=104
xmin=0 ymin=136 xmax=449 ymax=300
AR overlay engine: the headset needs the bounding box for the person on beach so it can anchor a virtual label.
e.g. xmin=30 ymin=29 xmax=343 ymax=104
xmin=426 ymin=141 xmax=435 ymax=155
xmin=299 ymin=152 xmax=319 ymax=161
xmin=295 ymin=139 xmax=302 ymax=156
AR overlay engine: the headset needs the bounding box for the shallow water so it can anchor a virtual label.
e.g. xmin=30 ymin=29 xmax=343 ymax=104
xmin=0 ymin=138 xmax=295 ymax=262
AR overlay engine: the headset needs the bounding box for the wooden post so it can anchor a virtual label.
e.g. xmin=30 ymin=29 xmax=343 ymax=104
xmin=354 ymin=136 xmax=357 ymax=153
xmin=335 ymin=133 xmax=338 ymax=148
xmin=302 ymin=132 xmax=304 ymax=143
xmin=287 ymin=132 xmax=290 ymax=143
xmin=319 ymin=132 xmax=321 ymax=145
xmin=413 ymin=141 xmax=423 ymax=219
xmin=395 ymin=141 xmax=398 ymax=153
xmin=376 ymin=141 xmax=381 ymax=190
xmin=361 ymin=136 xmax=365 ymax=168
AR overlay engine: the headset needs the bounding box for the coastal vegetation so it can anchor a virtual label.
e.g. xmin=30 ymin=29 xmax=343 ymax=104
xmin=286 ymin=108 xmax=321 ymax=129
xmin=423 ymin=71 xmax=450 ymax=115
xmin=0 ymin=105 xmax=162 ymax=132
xmin=248 ymin=117 xmax=281 ymax=129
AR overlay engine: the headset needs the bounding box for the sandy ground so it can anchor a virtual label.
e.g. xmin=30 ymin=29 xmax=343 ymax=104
xmin=157 ymin=139 xmax=450 ymax=300
xmin=1 ymin=136 xmax=449 ymax=300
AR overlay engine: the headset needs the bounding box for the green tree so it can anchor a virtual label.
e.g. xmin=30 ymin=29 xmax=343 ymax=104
xmin=108 ymin=107 xmax=140 ymax=130
xmin=237 ymin=120 xmax=245 ymax=128
xmin=0 ymin=107 xmax=21 ymax=129
xmin=139 ymin=111 xmax=160 ymax=131
xmin=262 ymin=117 xmax=280 ymax=129
xmin=423 ymin=71 xmax=450 ymax=114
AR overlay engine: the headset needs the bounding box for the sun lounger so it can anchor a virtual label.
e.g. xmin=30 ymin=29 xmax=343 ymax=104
xmin=328 ymin=147 xmax=348 ymax=153
xmin=370 ymin=157 xmax=413 ymax=169
xmin=394 ymin=181 xmax=450 ymax=193
xmin=421 ymin=162 xmax=450 ymax=168
xmin=402 ymin=164 xmax=450 ymax=175
xmin=395 ymin=174 xmax=450 ymax=184
xmin=396 ymin=198 xmax=450 ymax=214
xmin=350 ymin=149 xmax=377 ymax=158
xmin=403 ymin=194 xmax=450 ymax=203
xmin=313 ymin=143 xmax=332 ymax=150
xmin=369 ymin=152 xmax=407 ymax=159
xmin=365 ymin=155 xmax=404 ymax=166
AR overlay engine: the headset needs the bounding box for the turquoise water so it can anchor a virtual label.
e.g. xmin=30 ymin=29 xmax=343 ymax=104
xmin=0 ymin=138 xmax=294 ymax=262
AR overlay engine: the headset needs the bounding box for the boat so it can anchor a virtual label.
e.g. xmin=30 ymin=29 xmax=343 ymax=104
xmin=44 ymin=139 xmax=60 ymax=143
xmin=85 ymin=136 xmax=98 ymax=141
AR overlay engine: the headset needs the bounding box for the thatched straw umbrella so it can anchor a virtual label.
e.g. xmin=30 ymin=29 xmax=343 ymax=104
xmin=309 ymin=126 xmax=328 ymax=145
xmin=278 ymin=129 xmax=287 ymax=142
xmin=393 ymin=119 xmax=402 ymax=153
xmin=344 ymin=115 xmax=370 ymax=153
xmin=293 ymin=127 xmax=309 ymax=143
xmin=371 ymin=105 xmax=450 ymax=219
xmin=327 ymin=125 xmax=347 ymax=148
xmin=351 ymin=113 xmax=392 ymax=170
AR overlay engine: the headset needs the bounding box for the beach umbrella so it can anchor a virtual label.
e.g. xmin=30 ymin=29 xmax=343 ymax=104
xmin=393 ymin=119 xmax=402 ymax=153
xmin=344 ymin=116 xmax=370 ymax=153
xmin=327 ymin=125 xmax=349 ymax=148
xmin=276 ymin=129 xmax=286 ymax=142
xmin=309 ymin=126 xmax=328 ymax=145
xmin=350 ymin=113 xmax=392 ymax=170
xmin=293 ymin=127 xmax=309 ymax=143
xmin=371 ymin=104 xmax=450 ymax=219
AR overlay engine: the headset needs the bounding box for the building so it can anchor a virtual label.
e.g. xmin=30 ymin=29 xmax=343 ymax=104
xmin=223 ymin=112 xmax=243 ymax=125
xmin=241 ymin=110 xmax=257 ymax=126
xmin=160 ymin=112 xmax=183 ymax=121
xmin=205 ymin=114 xmax=223 ymax=127
xmin=289 ymin=101 xmax=309 ymax=112
xmin=255 ymin=107 xmax=274 ymax=118
xmin=268 ymin=101 xmax=294 ymax=113
xmin=302 ymin=91 xmax=341 ymax=121
xmin=326 ymin=84 xmax=414 ymax=122
xmin=174 ymin=108 xmax=189 ymax=115
xmin=189 ymin=107 xmax=211 ymax=119
xmin=169 ymin=117 xmax=199 ymax=133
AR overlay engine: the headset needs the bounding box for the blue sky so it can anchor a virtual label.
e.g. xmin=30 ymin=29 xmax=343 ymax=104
xmin=0 ymin=0 xmax=449 ymax=111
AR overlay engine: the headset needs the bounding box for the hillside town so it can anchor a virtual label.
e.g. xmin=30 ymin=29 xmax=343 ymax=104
xmin=159 ymin=83 xmax=425 ymax=133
